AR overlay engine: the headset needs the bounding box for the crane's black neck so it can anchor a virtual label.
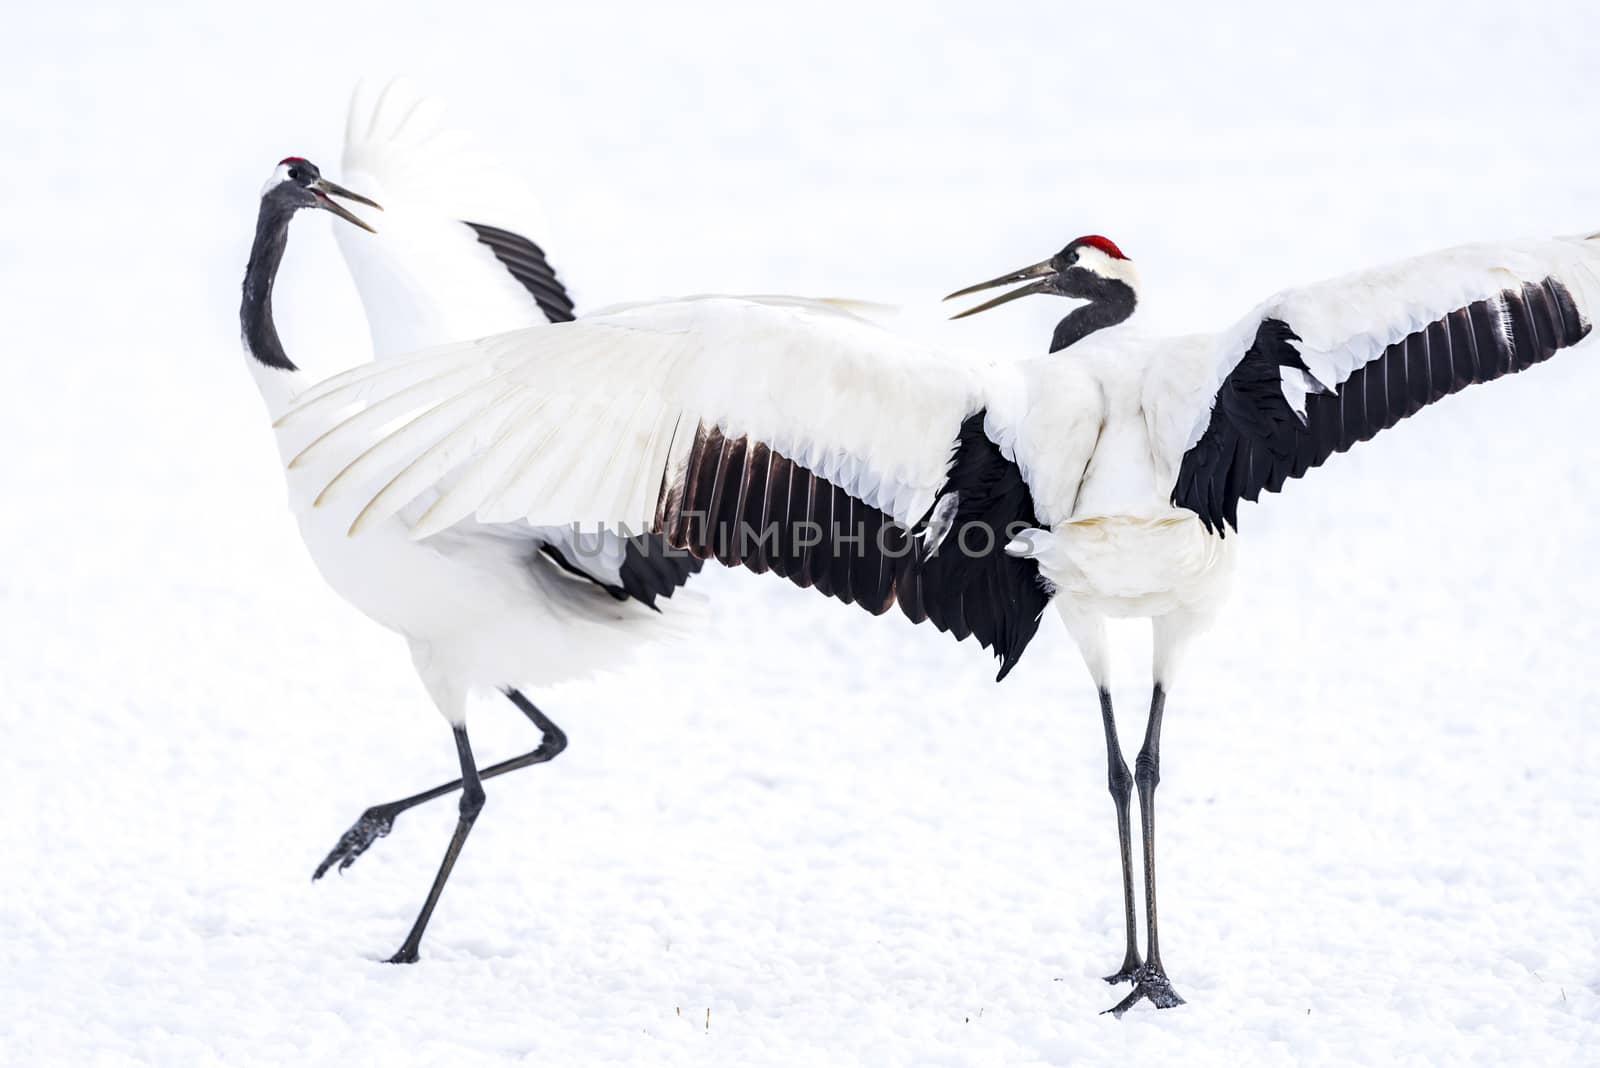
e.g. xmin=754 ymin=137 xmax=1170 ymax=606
xmin=1050 ymin=276 xmax=1137 ymax=353
xmin=240 ymin=197 xmax=299 ymax=372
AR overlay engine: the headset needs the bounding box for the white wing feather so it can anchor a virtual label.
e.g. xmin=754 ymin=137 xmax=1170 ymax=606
xmin=336 ymin=77 xmax=563 ymax=359
xmin=279 ymin=298 xmax=997 ymax=539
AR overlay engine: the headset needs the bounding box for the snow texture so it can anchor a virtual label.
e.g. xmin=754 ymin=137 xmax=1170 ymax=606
xmin=3 ymin=2 xmax=1599 ymax=1064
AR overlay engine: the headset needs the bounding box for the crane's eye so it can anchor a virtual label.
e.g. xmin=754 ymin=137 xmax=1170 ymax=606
xmin=287 ymin=167 xmax=302 ymax=181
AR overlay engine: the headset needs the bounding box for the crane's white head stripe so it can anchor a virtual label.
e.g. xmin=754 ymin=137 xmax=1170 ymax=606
xmin=260 ymin=158 xmax=314 ymax=198
xmin=1074 ymin=246 xmax=1142 ymax=289
xmin=261 ymin=162 xmax=297 ymax=197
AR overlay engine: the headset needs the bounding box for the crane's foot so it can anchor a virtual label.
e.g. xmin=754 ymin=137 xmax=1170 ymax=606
xmin=387 ymin=945 xmax=420 ymax=965
xmin=1102 ymin=964 xmax=1186 ymax=1017
xmin=312 ymin=803 xmax=401 ymax=879
xmin=1103 ymin=953 xmax=1144 ymax=985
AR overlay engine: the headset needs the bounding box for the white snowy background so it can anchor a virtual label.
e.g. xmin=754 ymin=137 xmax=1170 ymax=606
xmin=3 ymin=1 xmax=1599 ymax=1064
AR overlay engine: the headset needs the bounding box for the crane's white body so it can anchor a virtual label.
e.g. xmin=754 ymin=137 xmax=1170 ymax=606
xmin=285 ymin=478 xmax=675 ymax=719
xmin=998 ymin=332 xmax=1234 ymax=656
xmin=261 ymin=345 xmax=687 ymax=726
xmin=245 ymin=81 xmax=689 ymax=723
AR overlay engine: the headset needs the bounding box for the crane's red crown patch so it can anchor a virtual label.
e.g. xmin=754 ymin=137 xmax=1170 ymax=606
xmin=1076 ymin=235 xmax=1127 ymax=260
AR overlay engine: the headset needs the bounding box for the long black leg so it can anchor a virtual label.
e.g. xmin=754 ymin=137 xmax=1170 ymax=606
xmin=1106 ymin=684 xmax=1185 ymax=1015
xmin=387 ymin=723 xmax=485 ymax=963
xmin=1097 ymin=687 xmax=1142 ymax=984
xmin=1134 ymin=685 xmax=1176 ymax=985
xmin=314 ymin=690 xmax=566 ymax=879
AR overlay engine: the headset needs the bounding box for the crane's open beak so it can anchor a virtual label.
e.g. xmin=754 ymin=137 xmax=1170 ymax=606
xmin=310 ymin=178 xmax=383 ymax=233
xmin=944 ymin=259 xmax=1059 ymax=320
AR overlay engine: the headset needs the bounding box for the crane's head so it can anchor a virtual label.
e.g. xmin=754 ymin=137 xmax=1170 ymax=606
xmin=945 ymin=235 xmax=1139 ymax=320
xmin=259 ymin=157 xmax=381 ymax=233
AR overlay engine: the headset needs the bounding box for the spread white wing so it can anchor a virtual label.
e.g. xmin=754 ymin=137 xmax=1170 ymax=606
xmin=1169 ymin=233 xmax=1600 ymax=531
xmin=277 ymin=296 xmax=1053 ymax=678
xmin=283 ymin=297 xmax=991 ymax=533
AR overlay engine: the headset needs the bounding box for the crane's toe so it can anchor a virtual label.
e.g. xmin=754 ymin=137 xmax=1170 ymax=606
xmin=312 ymin=804 xmax=400 ymax=880
xmin=1103 ymin=958 xmax=1143 ymax=985
xmin=1102 ymin=966 xmax=1186 ymax=1017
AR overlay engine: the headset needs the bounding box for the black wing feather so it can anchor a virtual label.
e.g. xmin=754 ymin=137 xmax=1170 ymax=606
xmin=659 ymin=411 xmax=1051 ymax=680
xmin=616 ymin=536 xmax=704 ymax=610
xmin=1174 ymin=278 xmax=1591 ymax=534
xmin=464 ymin=221 xmax=578 ymax=324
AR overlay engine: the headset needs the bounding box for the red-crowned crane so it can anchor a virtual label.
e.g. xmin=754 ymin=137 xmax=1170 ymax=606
xmin=241 ymin=81 xmax=699 ymax=963
xmin=276 ymin=221 xmax=1597 ymax=1011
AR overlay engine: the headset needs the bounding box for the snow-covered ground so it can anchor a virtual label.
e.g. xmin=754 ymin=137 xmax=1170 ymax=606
xmin=4 ymin=1 xmax=1599 ymax=1063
